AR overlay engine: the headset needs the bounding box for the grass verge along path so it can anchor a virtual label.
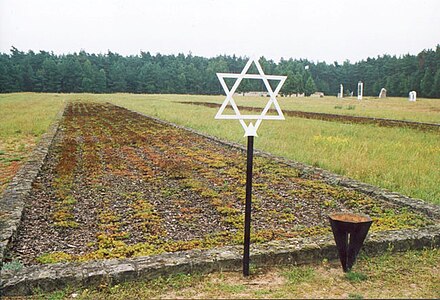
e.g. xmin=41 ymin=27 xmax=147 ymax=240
xmin=0 ymin=93 xmax=65 ymax=194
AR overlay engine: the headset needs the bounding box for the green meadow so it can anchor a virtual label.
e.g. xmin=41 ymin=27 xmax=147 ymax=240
xmin=1 ymin=93 xmax=439 ymax=205
xmin=0 ymin=93 xmax=66 ymax=192
xmin=168 ymin=94 xmax=440 ymax=124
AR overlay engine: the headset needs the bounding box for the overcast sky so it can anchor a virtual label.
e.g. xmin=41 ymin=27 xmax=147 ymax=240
xmin=1 ymin=0 xmax=439 ymax=63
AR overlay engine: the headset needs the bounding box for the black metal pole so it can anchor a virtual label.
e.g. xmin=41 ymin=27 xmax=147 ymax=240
xmin=243 ymin=135 xmax=254 ymax=277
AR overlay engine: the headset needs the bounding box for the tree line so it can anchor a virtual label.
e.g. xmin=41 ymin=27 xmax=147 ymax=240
xmin=1 ymin=46 xmax=439 ymax=98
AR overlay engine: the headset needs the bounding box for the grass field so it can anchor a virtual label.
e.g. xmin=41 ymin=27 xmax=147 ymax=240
xmin=1 ymin=92 xmax=439 ymax=298
xmin=182 ymin=95 xmax=440 ymax=124
xmin=0 ymin=93 xmax=65 ymax=192
xmin=1 ymin=93 xmax=439 ymax=205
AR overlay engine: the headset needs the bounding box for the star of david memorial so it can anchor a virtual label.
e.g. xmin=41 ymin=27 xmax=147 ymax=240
xmin=214 ymin=58 xmax=379 ymax=276
xmin=216 ymin=57 xmax=288 ymax=275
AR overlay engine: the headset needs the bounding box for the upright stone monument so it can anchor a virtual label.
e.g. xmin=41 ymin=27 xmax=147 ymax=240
xmin=338 ymin=84 xmax=344 ymax=98
xmin=357 ymin=81 xmax=363 ymax=100
xmin=409 ymin=91 xmax=417 ymax=102
xmin=378 ymin=88 xmax=387 ymax=98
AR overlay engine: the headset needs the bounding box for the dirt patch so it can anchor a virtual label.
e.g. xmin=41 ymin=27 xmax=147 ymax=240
xmin=8 ymin=102 xmax=434 ymax=266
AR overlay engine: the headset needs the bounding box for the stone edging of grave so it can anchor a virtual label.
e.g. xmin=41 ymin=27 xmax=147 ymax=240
xmin=0 ymin=103 xmax=66 ymax=264
xmin=121 ymin=104 xmax=440 ymax=219
xmin=2 ymin=224 xmax=440 ymax=296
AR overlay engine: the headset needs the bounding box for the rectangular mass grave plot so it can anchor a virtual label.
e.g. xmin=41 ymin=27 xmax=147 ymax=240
xmin=4 ymin=102 xmax=438 ymax=268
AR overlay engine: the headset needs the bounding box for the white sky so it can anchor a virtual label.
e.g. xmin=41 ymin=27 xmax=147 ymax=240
xmin=1 ymin=0 xmax=439 ymax=63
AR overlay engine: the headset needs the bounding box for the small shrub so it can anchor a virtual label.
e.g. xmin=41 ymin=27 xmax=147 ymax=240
xmin=217 ymin=283 xmax=246 ymax=293
xmin=283 ymin=266 xmax=315 ymax=285
xmin=62 ymin=195 xmax=77 ymax=205
xmin=345 ymin=271 xmax=368 ymax=282
xmin=37 ymin=251 xmax=72 ymax=264
xmin=52 ymin=210 xmax=75 ymax=222
xmin=249 ymin=262 xmax=259 ymax=275
xmin=54 ymin=220 xmax=79 ymax=228
xmin=35 ymin=289 xmax=66 ymax=300
xmin=5 ymin=156 xmax=24 ymax=162
xmin=1 ymin=260 xmax=23 ymax=271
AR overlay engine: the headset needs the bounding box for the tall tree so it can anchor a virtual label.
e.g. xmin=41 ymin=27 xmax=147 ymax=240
xmin=305 ymin=76 xmax=317 ymax=96
xmin=94 ymin=69 xmax=107 ymax=93
xmin=60 ymin=55 xmax=83 ymax=92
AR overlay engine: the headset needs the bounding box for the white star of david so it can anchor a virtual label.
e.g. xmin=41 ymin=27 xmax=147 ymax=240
xmin=215 ymin=57 xmax=287 ymax=137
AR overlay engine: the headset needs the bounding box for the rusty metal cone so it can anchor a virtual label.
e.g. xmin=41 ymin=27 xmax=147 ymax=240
xmin=328 ymin=213 xmax=373 ymax=272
